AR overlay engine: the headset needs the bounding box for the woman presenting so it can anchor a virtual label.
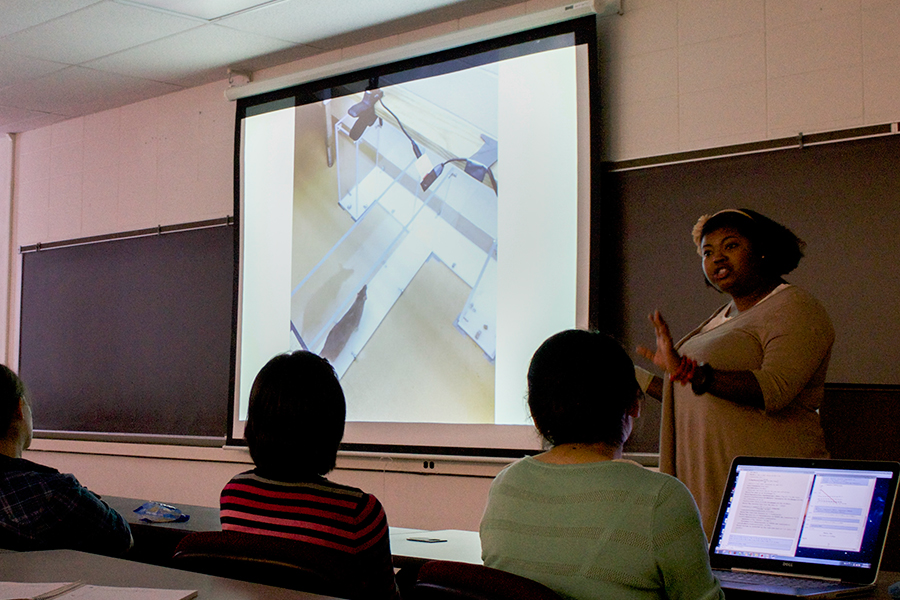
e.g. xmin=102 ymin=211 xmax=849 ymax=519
xmin=638 ymin=208 xmax=833 ymax=536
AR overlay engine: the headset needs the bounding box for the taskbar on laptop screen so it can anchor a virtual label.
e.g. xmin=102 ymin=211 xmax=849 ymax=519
xmin=714 ymin=549 xmax=870 ymax=570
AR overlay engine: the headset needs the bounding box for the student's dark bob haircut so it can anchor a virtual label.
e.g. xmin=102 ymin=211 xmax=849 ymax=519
xmin=0 ymin=364 xmax=27 ymax=437
xmin=698 ymin=208 xmax=806 ymax=277
xmin=527 ymin=330 xmax=639 ymax=448
xmin=244 ymin=351 xmax=346 ymax=480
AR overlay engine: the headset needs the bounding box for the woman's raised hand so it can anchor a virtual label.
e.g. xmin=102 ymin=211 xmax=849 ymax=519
xmin=636 ymin=310 xmax=682 ymax=375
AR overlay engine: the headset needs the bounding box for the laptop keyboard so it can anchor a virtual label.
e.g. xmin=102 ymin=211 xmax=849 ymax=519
xmin=717 ymin=571 xmax=839 ymax=589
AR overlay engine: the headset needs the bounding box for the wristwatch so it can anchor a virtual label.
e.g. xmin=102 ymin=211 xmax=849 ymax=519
xmin=691 ymin=362 xmax=714 ymax=396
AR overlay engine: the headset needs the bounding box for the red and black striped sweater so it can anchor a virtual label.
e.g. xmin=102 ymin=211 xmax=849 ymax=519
xmin=220 ymin=470 xmax=399 ymax=599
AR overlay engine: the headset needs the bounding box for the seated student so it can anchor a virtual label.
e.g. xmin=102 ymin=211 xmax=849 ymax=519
xmin=480 ymin=330 xmax=724 ymax=600
xmin=220 ymin=351 xmax=399 ymax=600
xmin=0 ymin=365 xmax=132 ymax=555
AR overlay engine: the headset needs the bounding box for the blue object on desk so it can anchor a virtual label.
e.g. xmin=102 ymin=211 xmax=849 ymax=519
xmin=134 ymin=501 xmax=190 ymax=523
xmin=887 ymin=580 xmax=899 ymax=599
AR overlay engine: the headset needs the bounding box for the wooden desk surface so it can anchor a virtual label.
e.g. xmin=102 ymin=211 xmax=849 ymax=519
xmin=0 ymin=549 xmax=344 ymax=599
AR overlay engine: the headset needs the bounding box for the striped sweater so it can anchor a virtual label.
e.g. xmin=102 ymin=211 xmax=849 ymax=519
xmin=480 ymin=458 xmax=725 ymax=600
xmin=220 ymin=470 xmax=398 ymax=599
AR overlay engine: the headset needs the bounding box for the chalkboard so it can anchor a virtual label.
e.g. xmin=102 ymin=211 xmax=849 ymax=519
xmin=604 ymin=133 xmax=900 ymax=454
xmin=18 ymin=224 xmax=235 ymax=442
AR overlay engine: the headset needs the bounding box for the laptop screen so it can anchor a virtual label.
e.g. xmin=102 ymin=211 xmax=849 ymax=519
xmin=709 ymin=457 xmax=900 ymax=583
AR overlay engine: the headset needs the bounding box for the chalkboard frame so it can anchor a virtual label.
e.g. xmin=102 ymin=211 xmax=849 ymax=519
xmin=18 ymin=219 xmax=236 ymax=445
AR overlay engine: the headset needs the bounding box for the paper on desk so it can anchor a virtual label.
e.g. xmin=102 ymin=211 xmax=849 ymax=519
xmin=59 ymin=587 xmax=197 ymax=600
xmin=0 ymin=581 xmax=82 ymax=599
xmin=0 ymin=583 xmax=197 ymax=600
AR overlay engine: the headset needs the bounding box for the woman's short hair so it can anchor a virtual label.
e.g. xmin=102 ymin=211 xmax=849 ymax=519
xmin=0 ymin=364 xmax=26 ymax=437
xmin=693 ymin=208 xmax=806 ymax=276
xmin=527 ymin=330 xmax=639 ymax=448
xmin=244 ymin=351 xmax=346 ymax=479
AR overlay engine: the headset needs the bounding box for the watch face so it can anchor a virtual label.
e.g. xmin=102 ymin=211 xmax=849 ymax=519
xmin=691 ymin=363 xmax=711 ymax=395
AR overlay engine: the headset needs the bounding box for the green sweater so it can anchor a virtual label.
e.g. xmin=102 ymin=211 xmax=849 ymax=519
xmin=480 ymin=458 xmax=724 ymax=600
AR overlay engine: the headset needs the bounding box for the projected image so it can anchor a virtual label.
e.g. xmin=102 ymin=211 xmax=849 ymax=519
xmin=236 ymin=26 xmax=589 ymax=450
xmin=289 ymin=70 xmax=499 ymax=423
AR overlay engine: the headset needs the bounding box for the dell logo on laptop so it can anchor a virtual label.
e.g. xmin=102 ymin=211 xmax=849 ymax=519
xmin=782 ymin=562 xmax=794 ymax=567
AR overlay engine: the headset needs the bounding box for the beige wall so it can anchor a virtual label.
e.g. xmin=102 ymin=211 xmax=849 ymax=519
xmin=23 ymin=442 xmax=503 ymax=531
xmin=597 ymin=0 xmax=900 ymax=161
xmin=6 ymin=0 xmax=900 ymax=532
xmin=0 ymin=134 xmax=11 ymax=365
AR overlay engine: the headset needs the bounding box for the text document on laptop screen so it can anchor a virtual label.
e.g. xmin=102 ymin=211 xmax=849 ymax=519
xmin=713 ymin=464 xmax=896 ymax=569
xmin=232 ymin=17 xmax=598 ymax=455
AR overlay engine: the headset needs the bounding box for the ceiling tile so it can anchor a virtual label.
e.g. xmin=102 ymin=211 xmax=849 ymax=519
xmin=0 ymin=1 xmax=201 ymax=64
xmin=306 ymin=0 xmax=509 ymax=51
xmin=0 ymin=103 xmax=41 ymax=125
xmin=0 ymin=111 xmax=69 ymax=135
xmin=217 ymin=0 xmax=469 ymax=45
xmin=85 ymin=23 xmax=298 ymax=84
xmin=0 ymin=66 xmax=181 ymax=116
xmin=0 ymin=0 xmax=530 ymax=134
xmin=0 ymin=0 xmax=99 ymax=38
xmin=227 ymin=43 xmax=322 ymax=74
xmin=0 ymin=51 xmax=68 ymax=88
xmin=118 ymin=0 xmax=286 ymax=21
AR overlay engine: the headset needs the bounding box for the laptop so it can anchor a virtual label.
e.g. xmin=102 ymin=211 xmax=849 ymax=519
xmin=708 ymin=456 xmax=900 ymax=598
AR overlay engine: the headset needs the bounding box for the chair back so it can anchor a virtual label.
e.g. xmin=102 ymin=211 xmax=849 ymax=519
xmin=171 ymin=530 xmax=347 ymax=596
xmin=411 ymin=560 xmax=564 ymax=600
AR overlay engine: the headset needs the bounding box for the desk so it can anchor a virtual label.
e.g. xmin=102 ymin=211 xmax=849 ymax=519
xmin=105 ymin=496 xmax=222 ymax=533
xmin=389 ymin=529 xmax=482 ymax=569
xmin=0 ymin=549 xmax=343 ymax=599
xmin=105 ymin=496 xmax=482 ymax=571
xmin=104 ymin=496 xmax=220 ymax=566
xmin=391 ymin=531 xmax=900 ymax=598
xmin=103 ymin=495 xmax=479 ymax=598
